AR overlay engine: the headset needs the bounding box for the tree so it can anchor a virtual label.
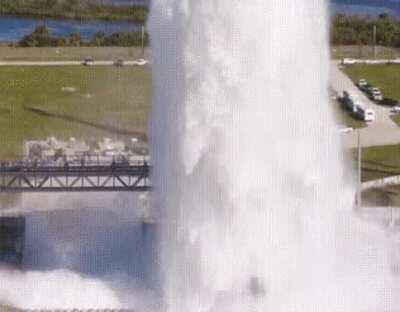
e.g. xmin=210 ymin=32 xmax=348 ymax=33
xmin=68 ymin=32 xmax=83 ymax=46
xmin=20 ymin=25 xmax=52 ymax=47
xmin=92 ymin=31 xmax=106 ymax=46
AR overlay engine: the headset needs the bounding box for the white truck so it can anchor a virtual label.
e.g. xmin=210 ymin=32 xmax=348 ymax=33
xmin=358 ymin=107 xmax=376 ymax=122
xmin=341 ymin=90 xmax=376 ymax=122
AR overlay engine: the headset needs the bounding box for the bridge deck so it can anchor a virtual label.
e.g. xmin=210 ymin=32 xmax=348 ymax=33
xmin=0 ymin=163 xmax=151 ymax=192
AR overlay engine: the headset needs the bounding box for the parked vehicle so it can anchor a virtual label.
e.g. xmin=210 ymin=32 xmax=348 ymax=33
xmin=341 ymin=90 xmax=361 ymax=113
xmin=114 ymin=59 xmax=124 ymax=67
xmin=381 ymin=98 xmax=399 ymax=106
xmin=83 ymin=57 xmax=94 ymax=66
xmin=341 ymin=90 xmax=376 ymax=122
xmin=357 ymin=78 xmax=368 ymax=89
xmin=132 ymin=58 xmax=148 ymax=66
xmin=360 ymin=108 xmax=376 ymax=122
xmin=391 ymin=105 xmax=400 ymax=114
xmin=368 ymin=87 xmax=383 ymax=101
xmin=357 ymin=80 xmax=384 ymax=102
xmin=360 ymin=83 xmax=372 ymax=93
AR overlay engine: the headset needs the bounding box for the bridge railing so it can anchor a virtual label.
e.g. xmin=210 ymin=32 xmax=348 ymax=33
xmin=0 ymin=156 xmax=152 ymax=192
xmin=0 ymin=153 xmax=150 ymax=170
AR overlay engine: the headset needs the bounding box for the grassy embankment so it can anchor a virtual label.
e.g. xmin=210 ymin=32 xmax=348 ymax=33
xmin=360 ymin=144 xmax=400 ymax=206
xmin=0 ymin=65 xmax=151 ymax=160
xmin=0 ymin=0 xmax=148 ymax=22
xmin=361 ymin=144 xmax=400 ymax=181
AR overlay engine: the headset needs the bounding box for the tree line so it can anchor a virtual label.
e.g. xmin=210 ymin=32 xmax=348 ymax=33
xmin=18 ymin=25 xmax=148 ymax=47
xmin=331 ymin=13 xmax=400 ymax=46
xmin=0 ymin=0 xmax=148 ymax=23
xmin=15 ymin=11 xmax=400 ymax=48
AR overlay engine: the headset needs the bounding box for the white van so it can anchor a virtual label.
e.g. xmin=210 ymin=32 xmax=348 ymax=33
xmin=363 ymin=108 xmax=376 ymax=122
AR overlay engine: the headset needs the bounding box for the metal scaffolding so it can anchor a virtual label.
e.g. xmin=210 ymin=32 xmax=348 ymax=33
xmin=0 ymin=161 xmax=151 ymax=192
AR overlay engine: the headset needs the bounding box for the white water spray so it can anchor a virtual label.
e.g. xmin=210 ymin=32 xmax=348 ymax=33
xmin=0 ymin=193 xmax=159 ymax=310
xmin=149 ymin=1 xmax=399 ymax=311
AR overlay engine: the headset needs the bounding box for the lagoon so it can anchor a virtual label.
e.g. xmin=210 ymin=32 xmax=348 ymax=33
xmin=332 ymin=3 xmax=397 ymax=16
xmin=0 ymin=16 xmax=140 ymax=42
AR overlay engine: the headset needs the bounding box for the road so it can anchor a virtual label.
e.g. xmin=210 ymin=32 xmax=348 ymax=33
xmin=0 ymin=60 xmax=147 ymax=67
xmin=330 ymin=60 xmax=400 ymax=148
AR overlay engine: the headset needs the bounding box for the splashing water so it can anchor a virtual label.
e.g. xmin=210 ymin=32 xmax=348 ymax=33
xmin=0 ymin=193 xmax=159 ymax=310
xmin=149 ymin=1 xmax=400 ymax=311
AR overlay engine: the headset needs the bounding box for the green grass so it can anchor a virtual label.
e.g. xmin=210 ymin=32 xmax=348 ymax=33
xmin=343 ymin=64 xmax=400 ymax=101
xmin=350 ymin=143 xmax=400 ymax=206
xmin=0 ymin=66 xmax=151 ymax=159
xmin=358 ymin=144 xmax=400 ymax=181
xmin=343 ymin=64 xmax=400 ymax=127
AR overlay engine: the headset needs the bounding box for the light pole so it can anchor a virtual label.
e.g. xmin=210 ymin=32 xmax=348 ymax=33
xmin=141 ymin=24 xmax=145 ymax=58
xmin=373 ymin=24 xmax=377 ymax=59
xmin=356 ymin=129 xmax=362 ymax=210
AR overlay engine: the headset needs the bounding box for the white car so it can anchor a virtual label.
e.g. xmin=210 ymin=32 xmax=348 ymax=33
xmin=132 ymin=58 xmax=148 ymax=66
xmin=357 ymin=79 xmax=368 ymax=88
xmin=391 ymin=106 xmax=400 ymax=114
xmin=83 ymin=57 xmax=94 ymax=66
xmin=369 ymin=87 xmax=383 ymax=101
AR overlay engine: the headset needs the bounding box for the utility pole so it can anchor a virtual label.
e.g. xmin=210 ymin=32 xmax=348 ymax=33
xmin=356 ymin=130 xmax=362 ymax=210
xmin=373 ymin=24 xmax=377 ymax=59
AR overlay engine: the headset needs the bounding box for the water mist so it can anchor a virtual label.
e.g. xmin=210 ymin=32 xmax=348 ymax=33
xmin=149 ymin=1 xmax=399 ymax=311
xmin=0 ymin=193 xmax=159 ymax=310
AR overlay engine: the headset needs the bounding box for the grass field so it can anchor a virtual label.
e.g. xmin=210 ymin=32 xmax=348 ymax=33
xmin=343 ymin=64 xmax=400 ymax=126
xmin=358 ymin=144 xmax=400 ymax=182
xmin=343 ymin=64 xmax=400 ymax=102
xmin=351 ymin=143 xmax=400 ymax=206
xmin=0 ymin=66 xmax=151 ymax=159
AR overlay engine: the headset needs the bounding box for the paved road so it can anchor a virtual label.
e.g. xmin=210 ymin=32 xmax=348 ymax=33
xmin=0 ymin=60 xmax=147 ymax=67
xmin=330 ymin=60 xmax=400 ymax=148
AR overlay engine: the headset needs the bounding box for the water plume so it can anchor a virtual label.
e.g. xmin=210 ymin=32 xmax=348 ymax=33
xmin=149 ymin=1 xmax=399 ymax=311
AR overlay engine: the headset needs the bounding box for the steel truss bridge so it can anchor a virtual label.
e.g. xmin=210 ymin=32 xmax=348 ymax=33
xmin=0 ymin=160 xmax=151 ymax=192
